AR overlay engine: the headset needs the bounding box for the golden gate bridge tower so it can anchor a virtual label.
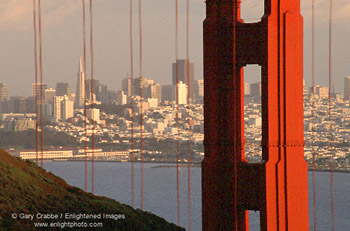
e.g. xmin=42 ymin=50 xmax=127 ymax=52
xmin=202 ymin=0 xmax=309 ymax=230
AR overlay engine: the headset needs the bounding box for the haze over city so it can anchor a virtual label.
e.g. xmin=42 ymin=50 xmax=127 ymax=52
xmin=1 ymin=0 xmax=350 ymax=96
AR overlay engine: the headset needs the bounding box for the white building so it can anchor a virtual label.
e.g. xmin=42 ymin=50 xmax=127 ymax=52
xmin=176 ymin=81 xmax=188 ymax=105
xmin=117 ymin=90 xmax=128 ymax=105
xmin=54 ymin=95 xmax=74 ymax=121
xmin=54 ymin=96 xmax=64 ymax=121
xmin=87 ymin=108 xmax=100 ymax=123
xmin=61 ymin=96 xmax=74 ymax=120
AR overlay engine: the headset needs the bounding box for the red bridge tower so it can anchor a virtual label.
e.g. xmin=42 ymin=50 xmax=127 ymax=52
xmin=202 ymin=0 xmax=309 ymax=230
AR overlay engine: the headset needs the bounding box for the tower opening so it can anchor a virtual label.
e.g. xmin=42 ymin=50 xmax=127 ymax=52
xmin=248 ymin=210 xmax=261 ymax=230
xmin=240 ymin=0 xmax=264 ymax=23
xmin=243 ymin=64 xmax=262 ymax=163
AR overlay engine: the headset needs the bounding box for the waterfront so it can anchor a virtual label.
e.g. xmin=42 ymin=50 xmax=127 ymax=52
xmin=44 ymin=162 xmax=350 ymax=230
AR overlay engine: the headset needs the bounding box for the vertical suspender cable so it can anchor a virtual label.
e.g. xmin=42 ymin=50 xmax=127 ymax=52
xmin=233 ymin=1 xmax=238 ymax=230
xmin=38 ymin=0 xmax=44 ymax=168
xmin=328 ymin=0 xmax=335 ymax=230
xmin=82 ymin=0 xmax=89 ymax=192
xmin=175 ymin=0 xmax=181 ymax=226
xmin=130 ymin=0 xmax=135 ymax=209
xmin=139 ymin=0 xmax=144 ymax=210
xmin=186 ymin=0 xmax=191 ymax=230
xmin=89 ymin=0 xmax=95 ymax=194
xmin=311 ymin=0 xmax=317 ymax=229
xmin=33 ymin=0 xmax=39 ymax=166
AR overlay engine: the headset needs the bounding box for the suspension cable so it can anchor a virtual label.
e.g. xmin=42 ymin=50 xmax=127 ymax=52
xmin=38 ymin=0 xmax=44 ymax=168
xmin=186 ymin=0 xmax=192 ymax=230
xmin=139 ymin=0 xmax=144 ymax=210
xmin=311 ymin=0 xmax=317 ymax=229
xmin=89 ymin=0 xmax=95 ymax=194
xmin=130 ymin=0 xmax=135 ymax=209
xmin=33 ymin=0 xmax=39 ymax=166
xmin=328 ymin=0 xmax=335 ymax=230
xmin=82 ymin=0 xmax=88 ymax=192
xmin=175 ymin=0 xmax=181 ymax=226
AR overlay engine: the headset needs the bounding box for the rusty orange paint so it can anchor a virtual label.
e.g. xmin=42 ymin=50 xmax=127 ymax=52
xmin=202 ymin=0 xmax=309 ymax=230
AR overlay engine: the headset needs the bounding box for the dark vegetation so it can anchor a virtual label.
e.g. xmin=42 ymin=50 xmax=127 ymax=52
xmin=94 ymin=104 xmax=130 ymax=118
xmin=0 ymin=149 xmax=184 ymax=231
xmin=0 ymin=130 xmax=79 ymax=149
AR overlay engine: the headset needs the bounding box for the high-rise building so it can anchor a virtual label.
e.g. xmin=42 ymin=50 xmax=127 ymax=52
xmin=194 ymin=79 xmax=204 ymax=104
xmin=172 ymin=59 xmax=194 ymax=99
xmin=9 ymin=96 xmax=26 ymax=113
xmin=303 ymin=79 xmax=308 ymax=96
xmin=0 ymin=83 xmax=9 ymax=101
xmin=121 ymin=77 xmax=133 ymax=96
xmin=107 ymin=90 xmax=118 ymax=103
xmin=44 ymin=88 xmax=56 ymax=104
xmin=244 ymin=82 xmax=251 ymax=96
xmin=161 ymin=85 xmax=175 ymax=102
xmin=75 ymin=57 xmax=86 ymax=108
xmin=311 ymin=85 xmax=328 ymax=99
xmin=25 ymin=96 xmax=36 ymax=113
xmin=251 ymin=82 xmax=261 ymax=98
xmin=32 ymin=83 xmax=48 ymax=98
xmin=344 ymin=76 xmax=350 ymax=100
xmin=54 ymin=95 xmax=74 ymax=121
xmin=85 ymin=79 xmax=99 ymax=101
xmin=87 ymin=108 xmax=100 ymax=123
xmin=117 ymin=91 xmax=128 ymax=105
xmin=56 ymin=82 xmax=72 ymax=97
xmin=61 ymin=96 xmax=74 ymax=120
xmin=176 ymin=81 xmax=188 ymax=105
xmin=53 ymin=96 xmax=64 ymax=121
xmin=97 ymin=84 xmax=108 ymax=103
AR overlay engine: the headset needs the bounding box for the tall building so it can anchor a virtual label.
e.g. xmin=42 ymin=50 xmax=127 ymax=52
xmin=53 ymin=96 xmax=64 ymax=121
xmin=56 ymin=82 xmax=72 ymax=97
xmin=32 ymin=83 xmax=48 ymax=98
xmin=97 ymin=84 xmax=108 ymax=103
xmin=61 ymin=96 xmax=74 ymax=120
xmin=87 ymin=108 xmax=100 ymax=123
xmin=121 ymin=77 xmax=133 ymax=96
xmin=172 ymin=59 xmax=194 ymax=99
xmin=311 ymin=85 xmax=328 ymax=99
xmin=25 ymin=96 xmax=36 ymax=113
xmin=250 ymin=82 xmax=261 ymax=98
xmin=107 ymin=90 xmax=118 ymax=103
xmin=9 ymin=96 xmax=26 ymax=113
xmin=161 ymin=85 xmax=175 ymax=102
xmin=176 ymin=81 xmax=188 ymax=105
xmin=117 ymin=91 xmax=128 ymax=105
xmin=85 ymin=79 xmax=99 ymax=101
xmin=194 ymin=79 xmax=204 ymax=104
xmin=75 ymin=57 xmax=86 ymax=108
xmin=44 ymin=88 xmax=56 ymax=104
xmin=244 ymin=82 xmax=251 ymax=96
xmin=344 ymin=76 xmax=350 ymax=100
xmin=0 ymin=83 xmax=9 ymax=101
xmin=53 ymin=95 xmax=73 ymax=121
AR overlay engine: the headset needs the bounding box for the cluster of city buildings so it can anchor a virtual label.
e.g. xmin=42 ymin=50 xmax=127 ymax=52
xmin=1 ymin=58 xmax=350 ymax=169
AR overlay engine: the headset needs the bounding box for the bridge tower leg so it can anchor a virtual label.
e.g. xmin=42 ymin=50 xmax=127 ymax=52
xmin=202 ymin=0 xmax=309 ymax=230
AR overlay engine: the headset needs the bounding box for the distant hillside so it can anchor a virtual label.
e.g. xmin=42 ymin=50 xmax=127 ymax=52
xmin=0 ymin=130 xmax=79 ymax=149
xmin=0 ymin=149 xmax=184 ymax=231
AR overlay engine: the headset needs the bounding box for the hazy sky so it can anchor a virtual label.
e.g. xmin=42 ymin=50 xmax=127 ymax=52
xmin=0 ymin=0 xmax=350 ymax=96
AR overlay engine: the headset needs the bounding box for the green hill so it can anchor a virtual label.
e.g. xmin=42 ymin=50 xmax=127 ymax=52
xmin=0 ymin=149 xmax=185 ymax=231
